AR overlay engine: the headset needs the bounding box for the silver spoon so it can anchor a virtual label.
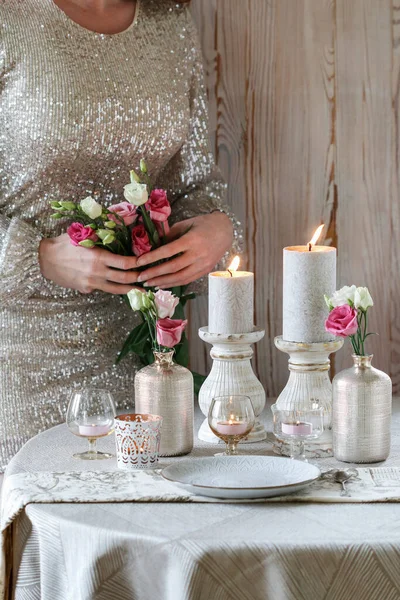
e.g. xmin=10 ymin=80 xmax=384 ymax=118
xmin=334 ymin=470 xmax=355 ymax=497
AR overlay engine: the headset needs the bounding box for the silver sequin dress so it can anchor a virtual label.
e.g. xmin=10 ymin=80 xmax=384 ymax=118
xmin=0 ymin=0 xmax=240 ymax=469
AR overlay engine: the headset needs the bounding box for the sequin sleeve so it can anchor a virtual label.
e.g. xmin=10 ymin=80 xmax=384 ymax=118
xmin=0 ymin=215 xmax=45 ymax=305
xmin=156 ymin=11 xmax=243 ymax=266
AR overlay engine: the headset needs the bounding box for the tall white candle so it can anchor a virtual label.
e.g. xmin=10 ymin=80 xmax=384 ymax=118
xmin=209 ymin=257 xmax=254 ymax=334
xmin=283 ymin=227 xmax=336 ymax=343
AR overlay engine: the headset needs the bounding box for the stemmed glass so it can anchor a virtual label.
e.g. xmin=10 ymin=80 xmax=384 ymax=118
xmin=271 ymin=405 xmax=324 ymax=461
xmin=66 ymin=388 xmax=116 ymax=460
xmin=208 ymin=395 xmax=255 ymax=456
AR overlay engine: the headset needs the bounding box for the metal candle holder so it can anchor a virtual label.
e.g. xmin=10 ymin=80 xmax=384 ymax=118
xmin=272 ymin=335 xmax=344 ymax=458
xmin=198 ymin=327 xmax=266 ymax=444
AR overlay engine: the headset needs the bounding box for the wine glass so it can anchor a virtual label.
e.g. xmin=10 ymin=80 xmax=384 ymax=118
xmin=271 ymin=405 xmax=324 ymax=461
xmin=66 ymin=388 xmax=116 ymax=460
xmin=208 ymin=395 xmax=255 ymax=456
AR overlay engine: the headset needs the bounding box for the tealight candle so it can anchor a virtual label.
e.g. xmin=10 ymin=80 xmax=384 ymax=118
xmin=283 ymin=225 xmax=336 ymax=343
xmin=281 ymin=421 xmax=313 ymax=436
xmin=215 ymin=419 xmax=250 ymax=436
xmin=209 ymin=256 xmax=254 ymax=334
xmin=78 ymin=422 xmax=111 ymax=437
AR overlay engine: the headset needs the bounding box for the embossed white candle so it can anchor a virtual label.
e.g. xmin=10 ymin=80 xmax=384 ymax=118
xmin=283 ymin=225 xmax=336 ymax=343
xmin=209 ymin=256 xmax=254 ymax=334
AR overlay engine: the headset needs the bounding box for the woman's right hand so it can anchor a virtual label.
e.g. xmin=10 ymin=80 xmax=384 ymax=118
xmin=39 ymin=234 xmax=139 ymax=294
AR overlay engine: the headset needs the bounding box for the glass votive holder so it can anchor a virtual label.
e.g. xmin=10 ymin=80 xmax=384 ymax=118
xmin=271 ymin=405 xmax=325 ymax=461
xmin=114 ymin=413 xmax=163 ymax=470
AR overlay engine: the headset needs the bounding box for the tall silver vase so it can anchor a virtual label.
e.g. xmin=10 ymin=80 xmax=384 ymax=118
xmin=333 ymin=355 xmax=392 ymax=463
xmin=134 ymin=351 xmax=194 ymax=457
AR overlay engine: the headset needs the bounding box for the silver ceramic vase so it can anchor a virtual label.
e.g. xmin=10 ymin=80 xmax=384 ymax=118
xmin=333 ymin=355 xmax=392 ymax=463
xmin=134 ymin=351 xmax=194 ymax=457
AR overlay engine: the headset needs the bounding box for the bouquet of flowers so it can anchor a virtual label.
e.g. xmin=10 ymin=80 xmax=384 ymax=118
xmin=324 ymin=285 xmax=375 ymax=355
xmin=50 ymin=161 xmax=204 ymax=389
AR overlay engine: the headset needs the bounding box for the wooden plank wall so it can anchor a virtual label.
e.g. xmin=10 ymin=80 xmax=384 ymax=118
xmin=190 ymin=0 xmax=399 ymax=395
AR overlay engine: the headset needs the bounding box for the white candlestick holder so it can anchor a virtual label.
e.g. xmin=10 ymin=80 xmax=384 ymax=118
xmin=198 ymin=327 xmax=266 ymax=444
xmin=272 ymin=335 xmax=344 ymax=458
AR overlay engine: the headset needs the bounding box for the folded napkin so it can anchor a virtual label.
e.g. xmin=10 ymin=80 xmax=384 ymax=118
xmin=2 ymin=466 xmax=400 ymax=598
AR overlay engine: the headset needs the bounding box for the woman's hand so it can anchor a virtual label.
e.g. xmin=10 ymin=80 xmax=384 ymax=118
xmin=39 ymin=234 xmax=140 ymax=294
xmin=136 ymin=212 xmax=233 ymax=288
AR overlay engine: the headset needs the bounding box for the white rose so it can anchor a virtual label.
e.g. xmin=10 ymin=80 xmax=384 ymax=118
xmin=354 ymin=287 xmax=373 ymax=311
xmin=127 ymin=289 xmax=146 ymax=311
xmin=330 ymin=285 xmax=357 ymax=308
xmin=154 ymin=290 xmax=179 ymax=319
xmin=80 ymin=196 xmax=103 ymax=220
xmin=123 ymin=182 xmax=148 ymax=206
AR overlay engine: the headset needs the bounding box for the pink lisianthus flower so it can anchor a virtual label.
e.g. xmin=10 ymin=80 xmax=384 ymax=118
xmin=145 ymin=189 xmax=171 ymax=222
xmin=67 ymin=222 xmax=98 ymax=247
xmin=131 ymin=223 xmax=152 ymax=257
xmin=325 ymin=305 xmax=358 ymax=338
xmin=108 ymin=202 xmax=138 ymax=226
xmin=154 ymin=290 xmax=179 ymax=319
xmin=156 ymin=318 xmax=187 ymax=348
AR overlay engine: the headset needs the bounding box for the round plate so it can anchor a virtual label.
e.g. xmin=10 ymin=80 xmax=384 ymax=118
xmin=162 ymin=456 xmax=320 ymax=499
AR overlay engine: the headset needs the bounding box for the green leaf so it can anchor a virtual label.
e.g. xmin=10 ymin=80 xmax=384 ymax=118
xmin=180 ymin=292 xmax=196 ymax=307
xmin=172 ymin=302 xmax=186 ymax=320
xmin=174 ymin=334 xmax=189 ymax=368
xmin=116 ymin=321 xmax=151 ymax=364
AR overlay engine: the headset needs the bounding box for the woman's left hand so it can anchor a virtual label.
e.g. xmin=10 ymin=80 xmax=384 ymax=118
xmin=136 ymin=212 xmax=233 ymax=288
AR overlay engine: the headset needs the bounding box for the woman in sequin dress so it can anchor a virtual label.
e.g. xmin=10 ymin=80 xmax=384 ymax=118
xmin=0 ymin=0 xmax=239 ymax=469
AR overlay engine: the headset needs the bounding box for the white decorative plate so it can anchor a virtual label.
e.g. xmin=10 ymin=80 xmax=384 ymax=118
xmin=161 ymin=456 xmax=320 ymax=499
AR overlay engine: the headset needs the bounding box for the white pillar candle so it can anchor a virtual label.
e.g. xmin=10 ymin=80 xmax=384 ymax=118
xmin=209 ymin=257 xmax=254 ymax=334
xmin=283 ymin=228 xmax=336 ymax=343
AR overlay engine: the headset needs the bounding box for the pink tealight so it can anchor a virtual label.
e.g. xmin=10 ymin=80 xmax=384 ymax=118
xmin=78 ymin=423 xmax=111 ymax=437
xmin=216 ymin=421 xmax=249 ymax=436
xmin=281 ymin=421 xmax=312 ymax=436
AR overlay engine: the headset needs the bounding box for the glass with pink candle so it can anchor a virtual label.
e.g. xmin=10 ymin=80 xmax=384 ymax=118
xmin=208 ymin=395 xmax=255 ymax=456
xmin=66 ymin=388 xmax=116 ymax=460
xmin=271 ymin=405 xmax=324 ymax=461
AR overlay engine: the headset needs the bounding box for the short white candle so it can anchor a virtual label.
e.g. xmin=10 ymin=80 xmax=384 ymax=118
xmin=281 ymin=421 xmax=313 ymax=436
xmin=215 ymin=420 xmax=250 ymax=436
xmin=78 ymin=422 xmax=110 ymax=437
xmin=209 ymin=256 xmax=254 ymax=334
xmin=283 ymin=226 xmax=336 ymax=343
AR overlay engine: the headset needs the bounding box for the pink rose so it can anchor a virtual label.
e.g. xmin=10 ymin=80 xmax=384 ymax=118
xmin=325 ymin=305 xmax=358 ymax=338
xmin=108 ymin=202 xmax=138 ymax=226
xmin=131 ymin=223 xmax=152 ymax=257
xmin=145 ymin=189 xmax=171 ymax=222
xmin=67 ymin=222 xmax=98 ymax=247
xmin=156 ymin=318 xmax=187 ymax=348
xmin=154 ymin=290 xmax=179 ymax=319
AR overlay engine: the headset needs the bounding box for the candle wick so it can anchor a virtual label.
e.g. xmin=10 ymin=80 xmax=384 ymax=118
xmin=308 ymin=243 xmax=312 ymax=252
xmin=227 ymin=269 xmax=233 ymax=277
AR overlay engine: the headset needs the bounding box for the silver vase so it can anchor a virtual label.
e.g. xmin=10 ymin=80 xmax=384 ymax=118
xmin=134 ymin=351 xmax=194 ymax=457
xmin=333 ymin=355 xmax=392 ymax=463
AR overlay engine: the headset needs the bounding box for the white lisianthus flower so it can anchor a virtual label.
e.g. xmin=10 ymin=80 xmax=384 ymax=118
xmin=123 ymin=181 xmax=148 ymax=206
xmin=127 ymin=289 xmax=146 ymax=312
xmin=80 ymin=196 xmax=102 ymax=219
xmin=329 ymin=285 xmax=357 ymax=308
xmin=354 ymin=287 xmax=373 ymax=311
xmin=154 ymin=290 xmax=179 ymax=319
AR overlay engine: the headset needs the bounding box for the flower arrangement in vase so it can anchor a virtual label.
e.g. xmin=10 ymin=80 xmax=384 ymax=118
xmin=127 ymin=288 xmax=194 ymax=456
xmin=325 ymin=286 xmax=392 ymax=463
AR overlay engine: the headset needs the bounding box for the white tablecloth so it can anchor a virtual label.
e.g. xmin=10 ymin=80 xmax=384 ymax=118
xmin=5 ymin=400 xmax=400 ymax=600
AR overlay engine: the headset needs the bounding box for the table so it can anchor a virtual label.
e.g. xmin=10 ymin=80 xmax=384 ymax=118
xmin=5 ymin=400 xmax=400 ymax=600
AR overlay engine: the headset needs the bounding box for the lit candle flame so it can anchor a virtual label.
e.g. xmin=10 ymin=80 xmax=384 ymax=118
xmin=227 ymin=256 xmax=240 ymax=277
xmin=308 ymin=225 xmax=324 ymax=251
